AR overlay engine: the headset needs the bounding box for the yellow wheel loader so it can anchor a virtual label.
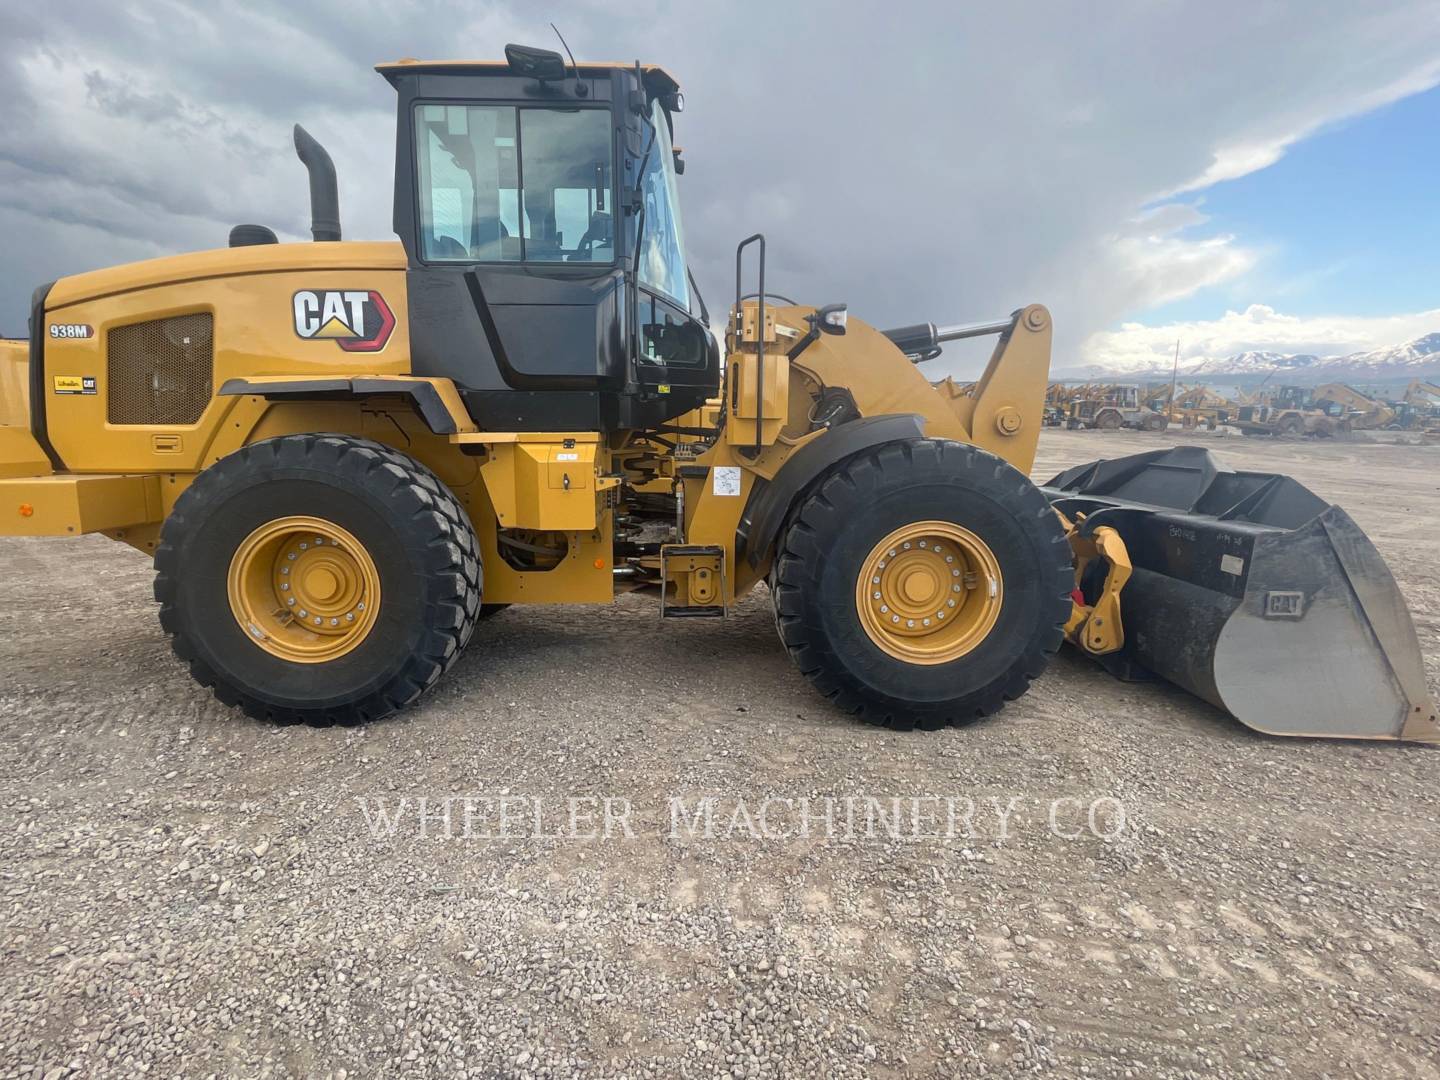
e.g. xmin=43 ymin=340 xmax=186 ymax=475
xmin=1 ymin=47 xmax=1434 ymax=741
xmin=1310 ymin=382 xmax=1396 ymax=431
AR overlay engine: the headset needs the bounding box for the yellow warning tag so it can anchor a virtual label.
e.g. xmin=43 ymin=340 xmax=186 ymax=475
xmin=657 ymin=383 xmax=671 ymax=394
xmin=53 ymin=375 xmax=87 ymax=394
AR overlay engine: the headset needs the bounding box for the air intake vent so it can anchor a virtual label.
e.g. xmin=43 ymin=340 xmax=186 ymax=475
xmin=106 ymin=313 xmax=214 ymax=426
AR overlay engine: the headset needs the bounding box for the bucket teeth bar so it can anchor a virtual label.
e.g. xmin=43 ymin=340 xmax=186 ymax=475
xmin=1042 ymin=445 xmax=1438 ymax=743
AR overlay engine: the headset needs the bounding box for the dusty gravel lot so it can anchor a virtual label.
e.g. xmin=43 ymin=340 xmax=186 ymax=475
xmin=1 ymin=427 xmax=1437 ymax=1079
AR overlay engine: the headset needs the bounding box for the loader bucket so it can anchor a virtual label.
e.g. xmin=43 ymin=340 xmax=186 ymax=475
xmin=1042 ymin=446 xmax=1438 ymax=743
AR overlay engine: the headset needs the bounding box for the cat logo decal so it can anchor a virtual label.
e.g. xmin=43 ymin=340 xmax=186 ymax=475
xmin=292 ymin=290 xmax=395 ymax=352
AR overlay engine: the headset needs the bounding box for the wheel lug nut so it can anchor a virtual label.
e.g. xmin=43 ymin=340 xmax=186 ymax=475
xmin=329 ymin=618 xmax=339 ymax=626
xmin=313 ymin=616 xmax=322 ymax=626
xmin=287 ymin=597 xmax=296 ymax=606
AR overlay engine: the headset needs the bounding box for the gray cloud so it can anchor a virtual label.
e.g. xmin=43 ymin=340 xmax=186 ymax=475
xmin=2 ymin=1 xmax=1438 ymax=376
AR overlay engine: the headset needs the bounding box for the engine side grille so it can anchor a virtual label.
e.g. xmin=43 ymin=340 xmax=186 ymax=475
xmin=106 ymin=313 xmax=214 ymax=426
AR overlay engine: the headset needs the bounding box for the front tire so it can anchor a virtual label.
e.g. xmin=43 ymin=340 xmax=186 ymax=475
xmin=155 ymin=434 xmax=482 ymax=724
xmin=770 ymin=439 xmax=1073 ymax=730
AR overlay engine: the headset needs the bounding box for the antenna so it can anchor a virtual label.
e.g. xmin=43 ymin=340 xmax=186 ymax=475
xmin=550 ymin=23 xmax=588 ymax=97
xmin=1168 ymin=338 xmax=1180 ymax=410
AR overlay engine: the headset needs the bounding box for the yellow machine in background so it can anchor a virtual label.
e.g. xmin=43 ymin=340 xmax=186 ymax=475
xmin=1158 ymin=384 xmax=1235 ymax=430
xmin=0 ymin=46 xmax=1433 ymax=742
xmin=1065 ymin=384 xmax=1169 ymax=431
xmin=1231 ymin=386 xmax=1343 ymax=437
xmin=1397 ymin=380 xmax=1440 ymax=435
xmin=1310 ymin=382 xmax=1395 ymax=431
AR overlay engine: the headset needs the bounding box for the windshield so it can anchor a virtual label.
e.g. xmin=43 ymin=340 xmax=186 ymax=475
xmin=415 ymin=103 xmax=614 ymax=263
xmin=635 ymin=101 xmax=690 ymax=308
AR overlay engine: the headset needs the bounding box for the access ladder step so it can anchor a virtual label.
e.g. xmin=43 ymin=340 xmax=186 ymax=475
xmin=660 ymin=544 xmax=727 ymax=618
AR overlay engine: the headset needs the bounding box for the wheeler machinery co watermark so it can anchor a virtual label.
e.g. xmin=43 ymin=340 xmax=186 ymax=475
xmin=354 ymin=794 xmax=1127 ymax=843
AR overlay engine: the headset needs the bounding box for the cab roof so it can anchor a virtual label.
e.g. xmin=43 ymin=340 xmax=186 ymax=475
xmin=376 ymin=58 xmax=679 ymax=95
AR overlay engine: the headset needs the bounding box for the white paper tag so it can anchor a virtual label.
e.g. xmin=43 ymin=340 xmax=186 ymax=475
xmin=556 ymin=452 xmax=579 ymax=461
xmin=1220 ymin=554 xmax=1245 ymax=576
xmin=712 ymin=466 xmax=742 ymax=496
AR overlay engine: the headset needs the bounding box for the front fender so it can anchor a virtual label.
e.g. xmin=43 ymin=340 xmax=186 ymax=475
xmin=736 ymin=413 xmax=925 ymax=568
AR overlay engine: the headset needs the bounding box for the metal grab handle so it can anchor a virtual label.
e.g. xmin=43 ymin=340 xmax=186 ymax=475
xmin=734 ymin=234 xmax=766 ymax=452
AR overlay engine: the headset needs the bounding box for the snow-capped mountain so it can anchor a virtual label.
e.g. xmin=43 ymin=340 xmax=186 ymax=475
xmin=1340 ymin=332 xmax=1440 ymax=370
xmin=1057 ymin=333 xmax=1440 ymax=382
xmin=1206 ymin=350 xmax=1322 ymax=374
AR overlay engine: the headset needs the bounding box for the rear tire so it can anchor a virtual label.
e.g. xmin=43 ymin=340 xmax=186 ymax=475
xmin=155 ymin=434 xmax=482 ymax=724
xmin=1096 ymin=409 xmax=1122 ymax=430
xmin=770 ymin=439 xmax=1073 ymax=730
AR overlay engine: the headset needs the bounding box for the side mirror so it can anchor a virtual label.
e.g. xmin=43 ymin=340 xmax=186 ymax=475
xmin=815 ymin=303 xmax=848 ymax=335
xmin=505 ymin=44 xmax=568 ymax=82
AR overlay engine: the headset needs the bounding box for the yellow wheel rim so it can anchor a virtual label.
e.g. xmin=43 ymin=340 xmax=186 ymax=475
xmin=855 ymin=520 xmax=1003 ymax=665
xmin=226 ymin=515 xmax=381 ymax=664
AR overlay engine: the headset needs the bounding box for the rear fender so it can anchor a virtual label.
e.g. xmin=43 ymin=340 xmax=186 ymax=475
xmin=218 ymin=375 xmax=475 ymax=436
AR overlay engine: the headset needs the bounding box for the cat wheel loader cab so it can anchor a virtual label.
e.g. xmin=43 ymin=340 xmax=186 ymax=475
xmin=0 ymin=46 xmax=1434 ymax=742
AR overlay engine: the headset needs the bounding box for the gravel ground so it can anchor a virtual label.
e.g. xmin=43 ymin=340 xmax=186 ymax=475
xmin=1 ymin=427 xmax=1437 ymax=1079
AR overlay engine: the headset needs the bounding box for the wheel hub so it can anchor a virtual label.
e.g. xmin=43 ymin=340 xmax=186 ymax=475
xmin=227 ymin=515 xmax=381 ymax=663
xmin=855 ymin=520 xmax=1003 ymax=664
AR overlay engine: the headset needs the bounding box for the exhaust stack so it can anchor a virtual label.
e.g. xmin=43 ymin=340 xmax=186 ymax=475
xmin=293 ymin=124 xmax=341 ymax=242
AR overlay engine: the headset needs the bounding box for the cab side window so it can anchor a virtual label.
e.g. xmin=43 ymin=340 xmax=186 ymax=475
xmin=416 ymin=104 xmax=612 ymax=264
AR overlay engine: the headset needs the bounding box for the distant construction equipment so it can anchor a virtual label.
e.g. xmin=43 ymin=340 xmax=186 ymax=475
xmin=1065 ymin=384 xmax=1169 ymax=431
xmin=1310 ymin=383 xmax=1396 ymax=431
xmin=1232 ymin=386 xmax=1348 ymax=438
xmin=1396 ymin=380 xmax=1440 ymax=434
